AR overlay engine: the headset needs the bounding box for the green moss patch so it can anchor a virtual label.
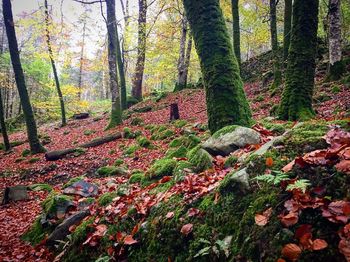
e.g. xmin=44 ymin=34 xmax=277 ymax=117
xmin=98 ymin=192 xmax=117 ymax=206
xmin=147 ymin=159 xmax=177 ymax=179
xmin=97 ymin=166 xmax=128 ymax=177
xmin=187 ymin=146 xmax=213 ymax=173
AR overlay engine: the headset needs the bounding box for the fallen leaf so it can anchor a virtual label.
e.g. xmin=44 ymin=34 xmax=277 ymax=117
xmin=339 ymin=239 xmax=350 ymax=261
xmin=280 ymin=212 xmax=298 ymax=227
xmin=166 ymin=211 xmax=174 ymax=219
xmin=187 ymin=208 xmax=200 ymax=217
xmin=255 ymin=214 xmax=268 ymax=226
xmin=124 ymin=235 xmax=138 ymax=245
xmin=180 ymin=223 xmax=193 ymax=236
xmin=281 ymin=243 xmax=302 ymax=261
xmin=295 ymin=224 xmax=312 ymax=240
xmin=312 ymin=239 xmax=328 ymax=251
xmin=299 ymin=233 xmax=313 ymax=250
xmin=266 ymin=157 xmax=274 ymax=167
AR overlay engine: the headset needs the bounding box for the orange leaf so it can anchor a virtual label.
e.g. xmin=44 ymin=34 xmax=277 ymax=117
xmin=282 ymin=160 xmax=295 ymax=173
xmin=124 ymin=235 xmax=138 ymax=245
xmin=131 ymin=223 xmax=140 ymax=236
xmin=339 ymin=239 xmax=350 ymax=261
xmin=312 ymin=239 xmax=328 ymax=251
xmin=180 ymin=223 xmax=193 ymax=236
xmin=280 ymin=212 xmax=299 ymax=227
xmin=166 ymin=211 xmax=175 ymax=219
xmin=255 ymin=207 xmax=272 ymax=226
xmin=344 ymin=203 xmax=350 ymax=216
xmin=281 ymin=244 xmax=302 ymax=261
xmin=299 ymin=233 xmax=313 ymax=250
xmin=266 ymin=157 xmax=274 ymax=167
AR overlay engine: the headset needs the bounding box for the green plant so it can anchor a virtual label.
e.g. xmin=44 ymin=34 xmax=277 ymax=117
xmin=286 ymin=179 xmax=311 ymax=193
xmin=255 ymin=170 xmax=290 ymax=186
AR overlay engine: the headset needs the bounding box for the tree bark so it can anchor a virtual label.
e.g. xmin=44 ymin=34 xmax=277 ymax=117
xmin=106 ymin=0 xmax=122 ymax=129
xmin=115 ymin=22 xmax=127 ymax=110
xmin=78 ymin=14 xmax=87 ymax=100
xmin=231 ymin=0 xmax=241 ymax=67
xmin=2 ymin=0 xmax=45 ymax=153
xmin=328 ymin=0 xmax=344 ymax=80
xmin=278 ymin=0 xmax=319 ymax=121
xmin=45 ymin=132 xmax=122 ymax=161
xmin=283 ymin=0 xmax=292 ymax=60
xmin=44 ymin=0 xmax=66 ymax=127
xmin=0 ymin=89 xmax=10 ymax=151
xmin=131 ymin=0 xmax=147 ymax=101
xmin=170 ymin=103 xmax=180 ymax=121
xmin=270 ymin=0 xmax=282 ymax=92
xmin=183 ymin=0 xmax=252 ymax=133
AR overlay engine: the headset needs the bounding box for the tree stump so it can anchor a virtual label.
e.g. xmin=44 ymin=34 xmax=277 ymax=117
xmin=72 ymin=113 xmax=90 ymax=120
xmin=170 ymin=103 xmax=180 ymax=121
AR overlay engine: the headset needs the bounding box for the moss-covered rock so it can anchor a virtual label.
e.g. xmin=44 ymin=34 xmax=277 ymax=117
xmin=28 ymin=184 xmax=52 ymax=192
xmin=21 ymin=216 xmax=52 ymax=245
xmin=97 ymin=166 xmax=128 ymax=177
xmin=187 ymin=146 xmax=213 ymax=173
xmin=113 ymin=158 xmax=124 ymax=166
xmin=173 ymin=161 xmax=193 ymax=182
xmin=173 ymin=119 xmax=188 ymax=128
xmin=151 ymin=129 xmax=175 ymax=140
xmin=123 ymin=145 xmax=140 ymax=156
xmin=137 ymin=136 xmax=152 ymax=148
xmin=147 ymin=159 xmax=177 ymax=179
xmin=22 ymin=148 xmax=31 ymax=157
xmin=98 ymin=192 xmax=117 ymax=206
xmin=169 ymin=134 xmax=201 ymax=149
xmin=123 ymin=127 xmax=136 ymax=139
xmin=165 ymin=146 xmax=188 ymax=159
xmin=63 ymin=176 xmax=85 ymax=189
xmin=129 ymin=172 xmax=145 ymax=183
xmin=41 ymin=193 xmax=73 ymax=219
xmin=224 ymin=155 xmax=238 ymax=168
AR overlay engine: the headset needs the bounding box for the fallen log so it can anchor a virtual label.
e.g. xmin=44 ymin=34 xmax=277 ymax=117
xmin=72 ymin=112 xmax=90 ymax=120
xmin=45 ymin=132 xmax=122 ymax=161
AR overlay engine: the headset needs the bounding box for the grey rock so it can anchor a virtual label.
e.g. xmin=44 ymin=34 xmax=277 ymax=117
xmin=47 ymin=210 xmax=90 ymax=246
xmin=2 ymin=185 xmax=28 ymax=204
xmin=63 ymin=180 xmax=98 ymax=197
xmin=219 ymin=168 xmax=250 ymax=194
xmin=202 ymin=126 xmax=261 ymax=156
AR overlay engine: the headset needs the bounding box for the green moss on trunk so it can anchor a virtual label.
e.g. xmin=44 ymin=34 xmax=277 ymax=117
xmin=278 ymin=0 xmax=319 ymax=121
xmin=183 ymin=0 xmax=252 ymax=133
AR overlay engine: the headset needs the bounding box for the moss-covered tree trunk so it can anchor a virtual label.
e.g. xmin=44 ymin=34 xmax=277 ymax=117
xmin=278 ymin=0 xmax=319 ymax=121
xmin=269 ymin=0 xmax=282 ymax=92
xmin=106 ymin=0 xmax=122 ymax=129
xmin=131 ymin=0 xmax=147 ymax=101
xmin=327 ymin=0 xmax=344 ymax=80
xmin=183 ymin=0 xmax=252 ymax=133
xmin=44 ymin=0 xmax=66 ymax=127
xmin=3 ymin=0 xmax=45 ymax=153
xmin=115 ymin=22 xmax=127 ymax=110
xmin=0 ymin=88 xmax=10 ymax=151
xmin=283 ymin=0 xmax=292 ymax=61
xmin=231 ymin=0 xmax=241 ymax=67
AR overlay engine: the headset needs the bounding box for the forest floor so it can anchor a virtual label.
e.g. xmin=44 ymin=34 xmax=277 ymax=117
xmin=0 ymin=65 xmax=349 ymax=261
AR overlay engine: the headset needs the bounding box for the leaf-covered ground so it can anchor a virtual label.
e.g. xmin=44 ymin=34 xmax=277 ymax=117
xmin=0 ymin=73 xmax=349 ymax=261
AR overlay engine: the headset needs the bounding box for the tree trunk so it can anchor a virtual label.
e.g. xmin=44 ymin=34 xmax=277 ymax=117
xmin=283 ymin=0 xmax=292 ymax=61
xmin=44 ymin=0 xmax=66 ymax=127
xmin=2 ymin=0 xmax=45 ymax=153
xmin=78 ymin=17 xmax=86 ymax=100
xmin=278 ymin=0 xmax=319 ymax=121
xmin=231 ymin=0 xmax=241 ymax=67
xmin=183 ymin=0 xmax=252 ymax=133
xmin=0 ymin=89 xmax=10 ymax=151
xmin=115 ymin=22 xmax=127 ymax=110
xmin=328 ymin=0 xmax=344 ymax=80
xmin=183 ymin=34 xmax=192 ymax=86
xmin=106 ymin=0 xmax=122 ymax=129
xmin=269 ymin=0 xmax=282 ymax=92
xmin=131 ymin=0 xmax=147 ymax=101
xmin=175 ymin=16 xmax=189 ymax=92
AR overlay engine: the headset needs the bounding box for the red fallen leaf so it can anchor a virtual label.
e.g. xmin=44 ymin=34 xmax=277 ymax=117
xmin=281 ymin=243 xmax=302 ymax=261
xmin=187 ymin=208 xmax=200 ymax=217
xmin=329 ymin=201 xmax=347 ymax=215
xmin=295 ymin=157 xmax=307 ymax=168
xmin=343 ymin=203 xmax=350 ymax=216
xmin=295 ymin=224 xmax=312 ymax=240
xmin=116 ymin=232 xmax=123 ymax=242
xmin=266 ymin=157 xmax=274 ymax=167
xmin=166 ymin=211 xmax=174 ymax=219
xmin=336 ymin=160 xmax=350 ymax=174
xmin=160 ymin=176 xmax=172 ymax=183
xmin=312 ymin=239 xmax=328 ymax=251
xmin=339 ymin=239 xmax=350 ymax=261
xmin=107 ymin=246 xmax=114 ymax=256
xmin=124 ymin=235 xmax=138 ymax=245
xmin=69 ymin=225 xmax=77 ymax=232
xmin=280 ymin=212 xmax=299 ymax=227
xmin=340 ymin=147 xmax=350 ymax=160
xmin=131 ymin=223 xmax=140 ymax=236
xmin=94 ymin=224 xmax=108 ymax=237
xmin=299 ymin=233 xmax=313 ymax=250
xmin=335 ymin=215 xmax=349 ymax=224
xmin=255 ymin=207 xmax=273 ymax=226
xmin=180 ymin=223 xmax=193 ymax=236
xmin=282 ymin=160 xmax=295 ymax=173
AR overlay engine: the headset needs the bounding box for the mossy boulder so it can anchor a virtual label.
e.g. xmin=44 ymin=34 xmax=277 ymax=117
xmin=187 ymin=146 xmax=213 ymax=172
xmin=97 ymin=166 xmax=128 ymax=177
xmin=147 ymin=159 xmax=177 ymax=179
xmin=131 ymin=117 xmax=144 ymax=126
xmin=41 ymin=193 xmax=74 ymax=219
xmin=123 ymin=145 xmax=140 ymax=156
xmin=137 ymin=136 xmax=152 ymax=148
xmin=98 ymin=192 xmax=117 ymax=206
xmin=169 ymin=135 xmax=201 ymax=149
xmin=165 ymin=146 xmax=188 ymax=159
xmin=22 ymin=216 xmax=53 ymax=245
xmin=202 ymin=125 xmax=261 ymax=156
xmin=173 ymin=161 xmax=193 ymax=182
xmin=113 ymin=159 xmax=124 ymax=166
xmin=151 ymin=129 xmax=175 ymax=140
xmin=129 ymin=172 xmax=145 ymax=183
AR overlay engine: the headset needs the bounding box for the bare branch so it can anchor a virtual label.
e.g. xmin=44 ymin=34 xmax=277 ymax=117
xmin=72 ymin=0 xmax=105 ymax=5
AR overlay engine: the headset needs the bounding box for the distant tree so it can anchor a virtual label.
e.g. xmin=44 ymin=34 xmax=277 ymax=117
xmin=327 ymin=0 xmax=345 ymax=80
xmin=2 ymin=0 xmax=45 ymax=153
xmin=115 ymin=21 xmax=127 ymax=109
xmin=278 ymin=0 xmax=319 ymax=120
xmin=44 ymin=0 xmax=66 ymax=126
xmin=174 ymin=15 xmax=192 ymax=92
xmin=231 ymin=0 xmax=241 ymax=67
xmin=283 ymin=0 xmax=292 ymax=60
xmin=183 ymin=0 xmax=252 ymax=133
xmin=269 ymin=0 xmax=282 ymax=92
xmin=131 ymin=0 xmax=147 ymax=101
xmin=0 ymin=89 xmax=10 ymax=151
xmin=106 ymin=0 xmax=122 ymax=129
